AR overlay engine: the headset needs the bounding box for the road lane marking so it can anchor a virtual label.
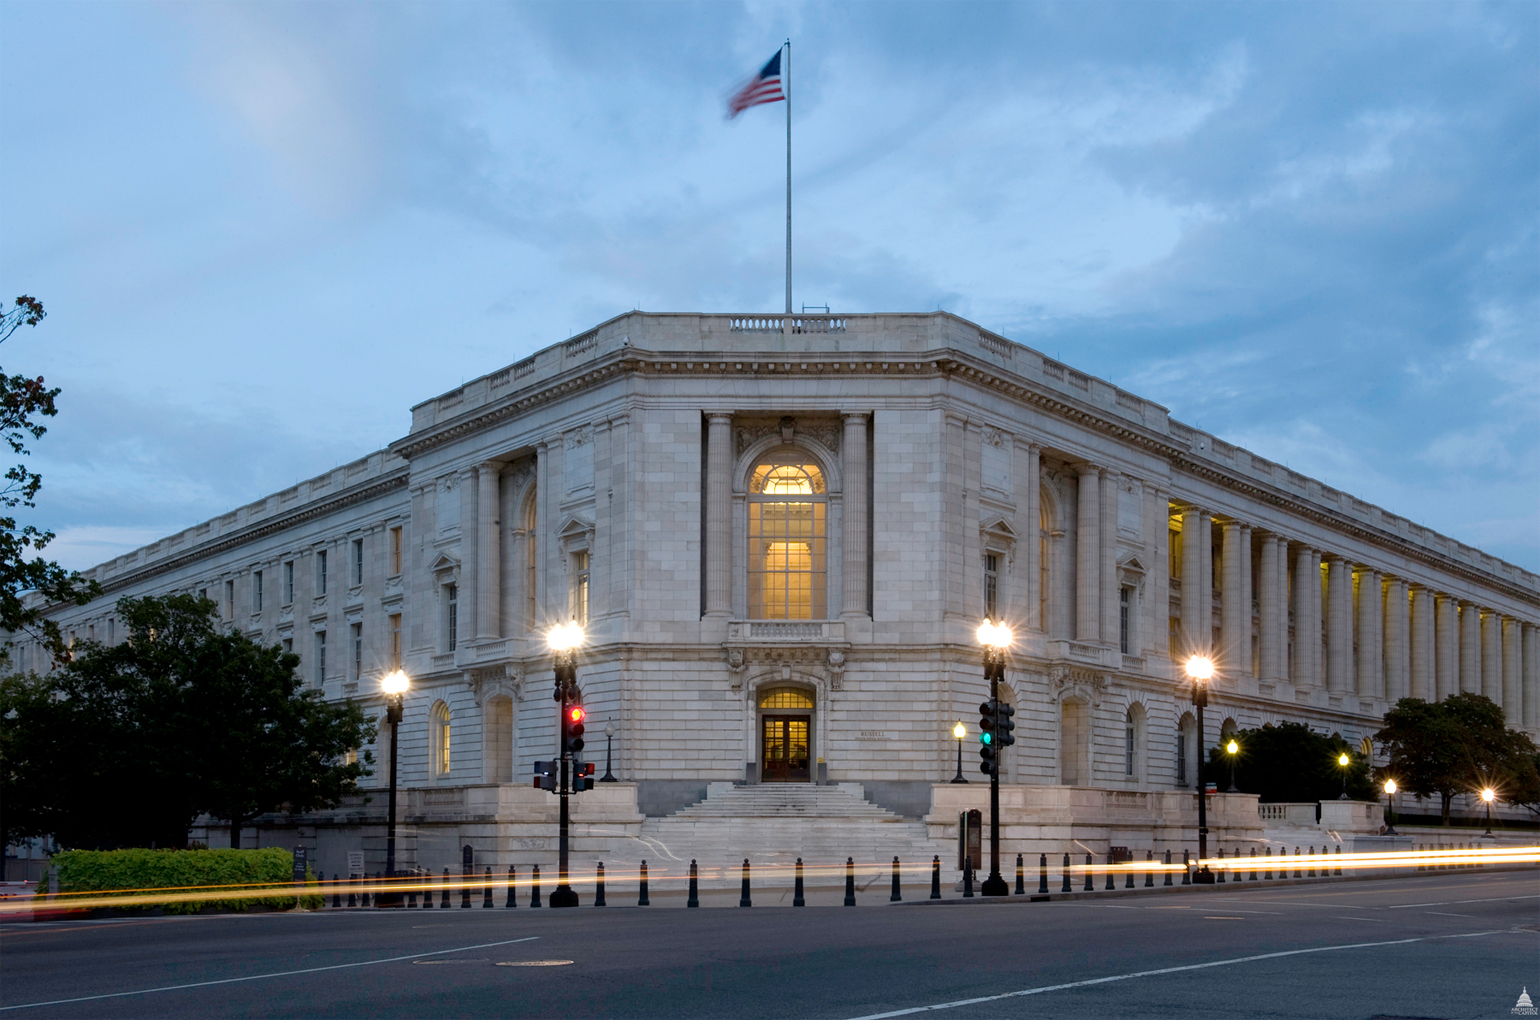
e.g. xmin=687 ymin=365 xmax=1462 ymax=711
xmin=496 ymin=960 xmax=574 ymax=967
xmin=0 ymin=936 xmax=540 ymax=1011
xmin=1388 ymin=894 xmax=1540 ymax=909
xmin=1203 ymin=916 xmax=1245 ymax=920
xmin=1336 ymin=917 xmax=1379 ymax=921
xmin=843 ymin=930 xmax=1518 ymax=1020
xmin=1424 ymin=911 xmax=1473 ymax=917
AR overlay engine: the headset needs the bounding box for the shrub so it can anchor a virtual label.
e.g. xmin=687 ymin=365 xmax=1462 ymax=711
xmin=34 ymin=848 xmax=322 ymax=914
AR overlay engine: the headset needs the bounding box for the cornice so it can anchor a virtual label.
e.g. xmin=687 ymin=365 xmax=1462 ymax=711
xmin=82 ymin=470 xmax=411 ymax=602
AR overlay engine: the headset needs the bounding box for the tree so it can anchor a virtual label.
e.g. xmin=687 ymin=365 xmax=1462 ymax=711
xmin=0 ymin=295 xmax=99 ymax=663
xmin=1374 ymin=693 xmax=1539 ymax=825
xmin=1204 ymin=722 xmax=1375 ymax=803
xmin=0 ymin=593 xmax=374 ymax=850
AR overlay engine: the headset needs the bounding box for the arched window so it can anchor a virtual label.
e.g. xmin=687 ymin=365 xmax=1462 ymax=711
xmin=758 ymin=686 xmax=815 ymax=709
xmin=431 ymin=701 xmax=451 ymax=777
xmin=748 ymin=458 xmax=827 ymax=619
xmin=1176 ymin=711 xmax=1196 ymax=787
xmin=1125 ymin=703 xmax=1147 ymax=783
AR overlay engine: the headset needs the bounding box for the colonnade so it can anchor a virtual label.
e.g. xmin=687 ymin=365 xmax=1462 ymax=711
xmin=1170 ymin=506 xmax=1539 ymax=729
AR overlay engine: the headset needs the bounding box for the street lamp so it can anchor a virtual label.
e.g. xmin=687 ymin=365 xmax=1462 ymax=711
xmin=1337 ymin=752 xmax=1352 ymax=800
xmin=548 ymin=622 xmax=586 ymax=908
xmin=950 ymin=721 xmax=968 ymax=784
xmin=1185 ymin=654 xmax=1214 ymax=884
xmin=1225 ymin=739 xmax=1239 ymax=793
xmin=1382 ymin=779 xmax=1398 ymax=835
xmin=378 ymin=669 xmax=410 ymax=908
xmin=1480 ymin=786 xmax=1496 ymax=837
xmin=977 ymin=620 xmax=1013 ymax=897
xmin=600 ymin=720 xmax=617 ymax=783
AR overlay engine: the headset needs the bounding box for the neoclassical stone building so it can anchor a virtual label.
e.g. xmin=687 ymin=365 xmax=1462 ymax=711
xmin=20 ymin=311 xmax=1540 ymax=857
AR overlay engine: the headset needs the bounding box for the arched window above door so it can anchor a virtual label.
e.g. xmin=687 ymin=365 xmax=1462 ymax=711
xmin=758 ymin=686 xmax=815 ymax=709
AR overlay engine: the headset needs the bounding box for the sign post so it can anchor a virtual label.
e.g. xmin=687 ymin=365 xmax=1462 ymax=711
xmin=292 ymin=846 xmax=308 ymax=910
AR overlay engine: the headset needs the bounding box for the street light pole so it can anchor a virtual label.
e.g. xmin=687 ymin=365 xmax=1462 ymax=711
xmin=601 ymin=721 xmax=617 ymax=783
xmin=378 ymin=669 xmax=409 ymax=908
xmin=1225 ymin=739 xmax=1238 ymax=793
xmin=950 ymin=722 xmax=968 ymax=784
xmin=1382 ymin=779 xmax=1398 ymax=835
xmin=979 ymin=622 xmax=1012 ymax=897
xmin=1480 ymin=787 xmax=1495 ymax=837
xmin=1337 ymin=753 xmax=1351 ymax=800
xmin=548 ymin=622 xmax=585 ymax=909
xmin=1185 ymin=655 xmax=1214 ymax=884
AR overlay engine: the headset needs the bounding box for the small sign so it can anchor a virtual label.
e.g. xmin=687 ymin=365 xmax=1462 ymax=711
xmin=462 ymin=844 xmax=474 ymax=869
xmin=292 ymin=846 xmax=308 ymax=882
xmin=347 ymin=850 xmax=365 ymax=877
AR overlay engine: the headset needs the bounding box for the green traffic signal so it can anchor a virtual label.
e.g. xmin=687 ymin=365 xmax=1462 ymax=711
xmin=979 ymin=732 xmax=993 ymax=744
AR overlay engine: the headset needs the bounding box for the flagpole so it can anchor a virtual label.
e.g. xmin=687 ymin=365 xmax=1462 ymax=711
xmin=784 ymin=38 xmax=792 ymax=316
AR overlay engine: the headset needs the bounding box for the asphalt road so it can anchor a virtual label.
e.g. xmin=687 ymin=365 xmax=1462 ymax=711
xmin=1 ymin=870 xmax=1535 ymax=1019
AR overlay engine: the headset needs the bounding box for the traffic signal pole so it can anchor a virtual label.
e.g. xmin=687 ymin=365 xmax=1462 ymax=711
xmin=550 ymin=652 xmax=582 ymax=908
xmin=981 ymin=646 xmax=1010 ymax=896
xmin=554 ymin=753 xmax=575 ymax=907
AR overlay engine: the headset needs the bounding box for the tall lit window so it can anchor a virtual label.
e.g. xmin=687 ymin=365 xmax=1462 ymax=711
xmin=389 ymin=526 xmax=403 ymax=576
xmin=1176 ymin=731 xmax=1188 ymax=785
xmin=388 ymin=613 xmax=402 ymax=670
xmin=351 ymin=538 xmax=364 ymax=587
xmin=432 ymin=702 xmax=451 ymax=775
xmin=445 ymin=584 xmax=458 ymax=651
xmin=572 ymin=551 xmax=590 ymax=625
xmin=747 ymin=460 xmax=827 ymax=620
xmin=284 ymin=561 xmax=294 ymax=604
xmin=253 ymin=571 xmax=263 ymax=614
xmin=1119 ymin=587 xmax=1131 ymax=654
xmin=316 ymin=550 xmax=328 ymax=596
xmin=984 ymin=554 xmax=999 ymax=621
xmin=350 ymin=622 xmax=363 ymax=679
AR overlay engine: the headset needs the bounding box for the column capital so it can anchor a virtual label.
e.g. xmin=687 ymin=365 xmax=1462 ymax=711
xmin=705 ymin=412 xmax=734 ymax=426
xmin=1077 ymin=461 xmax=1101 ymax=478
xmin=475 ymin=460 xmax=503 ymax=477
xmin=840 ymin=411 xmax=869 ymax=425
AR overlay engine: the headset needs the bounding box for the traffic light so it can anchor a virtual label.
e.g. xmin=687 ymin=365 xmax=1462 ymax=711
xmin=995 ymin=702 xmax=1016 ymax=747
xmin=532 ymin=760 xmax=557 ymax=792
xmin=571 ymin=761 xmax=595 ymax=792
xmin=562 ymin=701 xmax=587 ymax=757
xmin=979 ymin=700 xmax=998 ymax=776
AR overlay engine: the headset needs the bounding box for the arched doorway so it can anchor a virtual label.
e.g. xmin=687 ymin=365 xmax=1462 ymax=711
xmin=758 ymin=686 xmax=814 ymax=782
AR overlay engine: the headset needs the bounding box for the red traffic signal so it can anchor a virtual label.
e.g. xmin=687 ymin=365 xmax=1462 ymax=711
xmin=568 ymin=706 xmax=586 ymax=725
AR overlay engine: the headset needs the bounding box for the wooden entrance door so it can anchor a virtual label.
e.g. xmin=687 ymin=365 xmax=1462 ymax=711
xmin=761 ymin=715 xmax=811 ymax=782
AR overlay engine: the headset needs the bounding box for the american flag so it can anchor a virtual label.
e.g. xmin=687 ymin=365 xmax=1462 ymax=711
xmin=727 ymin=49 xmax=784 ymax=118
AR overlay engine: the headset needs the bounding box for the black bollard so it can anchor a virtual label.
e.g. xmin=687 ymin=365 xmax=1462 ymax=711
xmin=891 ymin=856 xmax=903 ymax=902
xmin=930 ymin=855 xmax=941 ymax=900
xmin=1105 ymin=853 xmax=1115 ymax=891
xmin=1163 ymin=849 xmax=1173 ymax=886
xmin=484 ymin=867 xmax=494 ymax=908
xmin=844 ymin=857 xmax=857 ymax=906
xmin=407 ymin=881 xmax=416 ymax=909
xmin=1335 ymin=846 xmax=1342 ymax=877
xmin=1181 ymin=850 xmax=1191 ymax=885
xmin=795 ymin=858 xmax=806 ymax=907
xmin=1062 ymin=853 xmax=1072 ymax=892
xmin=962 ymin=856 xmax=974 ymax=898
xmin=1015 ymin=854 xmax=1025 ymax=896
xmin=461 ymin=864 xmax=472 ymax=908
xmin=423 ymin=871 xmax=434 ymax=907
xmin=1039 ymin=853 xmax=1049 ymax=895
xmin=1249 ymin=848 xmax=1257 ymax=881
xmin=595 ymin=863 xmax=606 ymax=907
xmin=442 ymin=868 xmax=452 ymax=909
xmin=1084 ymin=854 xmax=1094 ymax=891
xmin=1144 ymin=851 xmax=1154 ymax=888
xmin=639 ymin=860 xmax=650 ymax=906
xmin=687 ymin=860 xmax=699 ymax=908
xmin=348 ymin=873 xmax=357 ymax=908
xmin=1217 ymin=848 xmax=1226 ymax=883
xmin=530 ymin=865 xmax=541 ymax=908
xmin=332 ymin=874 xmax=342 ymax=910
xmin=1308 ymin=846 xmax=1316 ymax=878
xmin=506 ymin=865 xmax=517 ymax=908
xmin=739 ymin=859 xmax=752 ymax=908
xmin=1293 ymin=847 xmax=1302 ymax=879
xmin=361 ymin=876 xmax=370 ymax=908
xmin=1264 ymin=847 xmax=1272 ymax=880
xmin=1125 ymin=857 xmax=1135 ymax=889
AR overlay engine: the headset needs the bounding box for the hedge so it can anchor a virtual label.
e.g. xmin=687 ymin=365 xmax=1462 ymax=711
xmin=35 ymin=848 xmax=323 ymax=914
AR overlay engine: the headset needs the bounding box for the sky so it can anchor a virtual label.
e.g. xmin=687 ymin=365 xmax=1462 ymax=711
xmin=2 ymin=1 xmax=1536 ymax=574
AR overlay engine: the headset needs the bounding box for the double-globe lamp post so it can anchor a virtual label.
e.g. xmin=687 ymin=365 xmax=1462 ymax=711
xmin=978 ymin=621 xmax=1013 ymax=897
xmin=378 ymin=668 xmax=410 ymax=908
xmin=1184 ymin=653 xmax=1215 ymax=883
xmin=548 ymin=621 xmax=586 ymax=908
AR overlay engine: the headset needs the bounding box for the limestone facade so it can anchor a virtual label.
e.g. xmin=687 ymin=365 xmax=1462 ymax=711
xmin=20 ymin=312 xmax=1540 ymax=837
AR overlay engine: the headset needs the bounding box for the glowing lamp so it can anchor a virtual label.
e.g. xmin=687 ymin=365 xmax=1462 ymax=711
xmin=1338 ymin=753 xmax=1350 ymax=767
xmin=1184 ymin=655 xmax=1214 ymax=681
xmin=953 ymin=721 xmax=966 ymax=740
xmin=1226 ymin=739 xmax=1238 ymax=755
xmin=1383 ymin=779 xmax=1397 ymax=795
xmin=547 ymin=621 xmax=585 ymax=653
xmin=381 ymin=670 xmax=410 ymax=696
xmin=976 ymin=620 xmax=1013 ymax=648
xmin=1481 ymin=787 xmax=1495 ymax=803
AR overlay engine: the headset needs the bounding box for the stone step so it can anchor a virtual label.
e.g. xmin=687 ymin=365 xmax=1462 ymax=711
xmin=669 ymin=782 xmax=907 ymax=820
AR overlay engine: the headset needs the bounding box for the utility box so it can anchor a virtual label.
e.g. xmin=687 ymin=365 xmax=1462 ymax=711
xmin=957 ymin=809 xmax=982 ymax=871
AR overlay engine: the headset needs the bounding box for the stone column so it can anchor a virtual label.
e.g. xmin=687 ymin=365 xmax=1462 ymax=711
xmin=1221 ymin=522 xmax=1244 ymax=674
xmin=1100 ymin=470 xmax=1119 ymax=647
xmin=1326 ymin=556 xmax=1351 ymax=693
xmin=1435 ymin=594 xmax=1457 ymax=702
xmin=1459 ymin=602 xmax=1481 ymax=694
xmin=1148 ymin=485 xmax=1169 ymax=660
xmin=1022 ymin=443 xmax=1042 ymax=631
xmin=1076 ymin=466 xmax=1100 ymax=642
xmin=1409 ymin=586 xmax=1434 ymax=702
xmin=1274 ymin=538 xmax=1291 ymax=681
xmin=1356 ymin=568 xmax=1380 ymax=699
xmin=1524 ymin=623 xmax=1539 ymax=731
xmin=1384 ymin=578 xmax=1410 ymax=702
xmin=1180 ymin=509 xmax=1204 ymax=658
xmin=1502 ymin=618 xmax=1521 ymax=727
xmin=703 ymin=414 xmax=733 ymax=618
xmin=840 ymin=413 xmax=870 ymax=620
xmin=1199 ymin=513 xmax=1213 ymax=656
xmin=1482 ymin=611 xmax=1502 ymax=705
xmin=1239 ymin=526 xmax=1253 ymax=675
xmin=458 ymin=466 xmax=479 ymax=645
xmin=1258 ymin=533 xmax=1280 ymax=680
xmin=475 ymin=461 xmax=501 ymax=640
xmin=1293 ymin=546 xmax=1319 ymax=688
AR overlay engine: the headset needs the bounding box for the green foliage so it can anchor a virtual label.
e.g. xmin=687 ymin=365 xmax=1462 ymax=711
xmin=1 ymin=593 xmax=374 ymax=850
xmin=35 ymin=848 xmax=321 ymax=914
xmin=1375 ymin=693 xmax=1540 ymax=824
xmin=1204 ymin=722 xmax=1376 ymax=802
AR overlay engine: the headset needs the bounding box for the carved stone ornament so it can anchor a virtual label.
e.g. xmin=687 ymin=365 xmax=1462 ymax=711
xmin=467 ymin=663 xmax=519 ymax=700
xmin=736 ymin=418 xmax=841 ymax=457
xmin=727 ymin=648 xmax=746 ymax=689
xmin=983 ymin=426 xmax=1008 ymax=448
xmin=1049 ymin=666 xmax=1109 ymax=706
xmin=564 ymin=427 xmax=593 ymax=450
xmin=826 ymin=648 xmax=845 ymax=691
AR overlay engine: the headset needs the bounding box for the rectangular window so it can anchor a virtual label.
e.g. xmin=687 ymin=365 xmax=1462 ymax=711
xmin=253 ymin=571 xmax=263 ymax=613
xmin=1125 ymin=726 xmax=1135 ymax=776
xmin=87 ymin=624 xmax=95 ymax=642
xmin=106 ymin=620 xmax=114 ymax=644
xmin=984 ymin=553 xmax=999 ymax=621
xmin=198 ymin=587 xmax=208 ymax=603
xmin=446 ymin=584 xmax=458 ymax=652
xmin=282 ymin=637 xmax=293 ymax=654
xmin=1119 ymin=587 xmax=1131 ymax=654
xmin=284 ymin=561 xmax=294 ymax=605
xmin=388 ymin=613 xmax=402 ymax=670
xmin=316 ymin=550 xmax=327 ymax=596
xmin=389 ymin=526 xmax=402 ymax=576
xmin=224 ymin=580 xmax=235 ymax=621
xmin=351 ymin=538 xmax=364 ymax=587
xmin=1176 ymin=733 xmax=1188 ymax=785
xmin=350 ymin=622 xmax=362 ymax=679
xmin=572 ymin=551 xmax=590 ymax=625
xmin=315 ymin=631 xmax=327 ymax=684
